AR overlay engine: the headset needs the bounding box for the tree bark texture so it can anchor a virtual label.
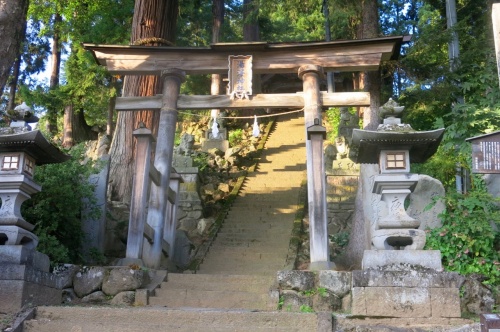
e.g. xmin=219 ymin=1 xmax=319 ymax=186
xmin=0 ymin=0 xmax=29 ymax=93
xmin=243 ymin=0 xmax=259 ymax=41
xmin=62 ymin=104 xmax=98 ymax=148
xmin=108 ymin=0 xmax=179 ymax=203
xmin=46 ymin=13 xmax=63 ymax=134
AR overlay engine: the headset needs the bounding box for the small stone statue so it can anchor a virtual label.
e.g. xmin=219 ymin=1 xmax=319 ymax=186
xmin=174 ymin=133 xmax=195 ymax=156
xmin=338 ymin=107 xmax=359 ymax=143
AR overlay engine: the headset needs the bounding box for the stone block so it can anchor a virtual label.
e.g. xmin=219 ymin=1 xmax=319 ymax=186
xmin=0 ymin=264 xmax=59 ymax=288
xmin=351 ymin=287 xmax=366 ymax=315
xmin=135 ymin=289 xmax=149 ymax=306
xmin=364 ymin=287 xmax=431 ymax=318
xmin=0 ymin=280 xmax=61 ymax=313
xmin=0 ymin=246 xmax=49 ymax=272
xmin=102 ymin=267 xmax=148 ymax=296
xmin=352 ymin=270 xmax=464 ymax=288
xmin=318 ymin=270 xmax=351 ymax=297
xmin=280 ymin=289 xmax=312 ymax=312
xmin=73 ymin=266 xmax=106 ymax=298
xmin=430 ymin=288 xmax=461 ymax=318
xmin=361 ymin=250 xmax=443 ymax=271
xmin=277 ymin=270 xmax=315 ymax=291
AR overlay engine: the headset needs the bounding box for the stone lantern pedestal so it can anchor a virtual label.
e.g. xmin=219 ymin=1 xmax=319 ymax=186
xmin=0 ymin=129 xmax=70 ymax=313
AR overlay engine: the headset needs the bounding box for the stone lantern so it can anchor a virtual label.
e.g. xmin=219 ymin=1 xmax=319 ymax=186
xmin=350 ymin=99 xmax=445 ymax=266
xmin=0 ymin=129 xmax=69 ymax=313
xmin=348 ymin=100 xmax=463 ymax=320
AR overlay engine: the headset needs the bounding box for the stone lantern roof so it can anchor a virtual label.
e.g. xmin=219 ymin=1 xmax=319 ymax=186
xmin=349 ymin=128 xmax=445 ymax=164
xmin=0 ymin=130 xmax=70 ymax=164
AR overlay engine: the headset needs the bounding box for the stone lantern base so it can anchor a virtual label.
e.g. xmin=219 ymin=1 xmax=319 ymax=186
xmin=0 ymin=246 xmax=62 ymax=313
xmin=351 ymin=249 xmax=461 ymax=318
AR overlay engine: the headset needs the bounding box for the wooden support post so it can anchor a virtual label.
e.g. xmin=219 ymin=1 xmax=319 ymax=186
xmin=299 ymin=65 xmax=331 ymax=270
xmin=124 ymin=125 xmax=154 ymax=264
xmin=143 ymin=69 xmax=186 ymax=269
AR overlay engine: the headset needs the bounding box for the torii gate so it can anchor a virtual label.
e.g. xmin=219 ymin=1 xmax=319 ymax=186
xmin=85 ymin=36 xmax=405 ymax=269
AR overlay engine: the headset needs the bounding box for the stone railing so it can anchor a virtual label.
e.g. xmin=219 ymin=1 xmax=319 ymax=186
xmin=123 ymin=125 xmax=182 ymax=267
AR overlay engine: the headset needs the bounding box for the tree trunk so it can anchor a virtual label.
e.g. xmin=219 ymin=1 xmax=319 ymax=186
xmin=211 ymin=0 xmax=224 ymax=115
xmin=108 ymin=0 xmax=179 ymax=203
xmin=0 ymin=0 xmax=29 ymax=93
xmin=7 ymin=56 xmax=21 ymax=111
xmin=62 ymin=104 xmax=98 ymax=148
xmin=46 ymin=13 xmax=63 ymax=135
xmin=243 ymin=0 xmax=259 ymax=41
xmin=337 ymin=0 xmax=381 ymax=270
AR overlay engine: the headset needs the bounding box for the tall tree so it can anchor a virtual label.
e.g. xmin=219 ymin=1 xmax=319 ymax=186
xmin=107 ymin=0 xmax=179 ymax=203
xmin=0 ymin=0 xmax=29 ymax=93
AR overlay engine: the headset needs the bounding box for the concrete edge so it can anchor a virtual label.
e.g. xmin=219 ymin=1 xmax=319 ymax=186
xmin=5 ymin=307 xmax=36 ymax=332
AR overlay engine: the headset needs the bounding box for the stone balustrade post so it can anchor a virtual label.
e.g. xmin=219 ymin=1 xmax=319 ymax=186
xmin=299 ymin=65 xmax=331 ymax=270
xmin=125 ymin=124 xmax=154 ymax=262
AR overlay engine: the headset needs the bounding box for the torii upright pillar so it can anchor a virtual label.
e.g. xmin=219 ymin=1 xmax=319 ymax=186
xmin=299 ymin=65 xmax=331 ymax=270
xmin=143 ymin=69 xmax=186 ymax=269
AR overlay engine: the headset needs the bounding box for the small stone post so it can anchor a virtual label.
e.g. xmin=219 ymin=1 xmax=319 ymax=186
xmin=125 ymin=124 xmax=154 ymax=263
xmin=299 ymin=65 xmax=331 ymax=270
xmin=143 ymin=69 xmax=186 ymax=269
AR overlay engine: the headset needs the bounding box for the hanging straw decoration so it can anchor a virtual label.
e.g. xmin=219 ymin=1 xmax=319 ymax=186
xmin=211 ymin=114 xmax=219 ymax=138
xmin=252 ymin=115 xmax=260 ymax=137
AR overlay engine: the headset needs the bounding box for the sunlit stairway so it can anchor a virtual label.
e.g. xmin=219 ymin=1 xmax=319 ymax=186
xmin=23 ymin=112 xmax=324 ymax=332
xmin=149 ymin=112 xmax=307 ymax=312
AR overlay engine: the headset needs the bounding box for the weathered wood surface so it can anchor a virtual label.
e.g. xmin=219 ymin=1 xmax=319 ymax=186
xmin=84 ymin=37 xmax=404 ymax=75
xmin=115 ymin=92 xmax=370 ymax=110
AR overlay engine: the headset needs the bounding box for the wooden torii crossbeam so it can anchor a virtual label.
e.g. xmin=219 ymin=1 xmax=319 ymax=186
xmin=85 ymin=36 xmax=405 ymax=269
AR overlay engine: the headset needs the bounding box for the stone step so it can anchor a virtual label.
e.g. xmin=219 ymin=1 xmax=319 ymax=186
xmin=196 ymin=264 xmax=286 ymax=275
xmin=24 ymin=306 xmax=320 ymax=332
xmin=218 ymin=223 xmax=292 ymax=232
xmin=215 ymin=232 xmax=291 ymax=241
xmin=165 ymin=273 xmax=274 ymax=289
xmin=207 ymin=245 xmax=289 ymax=255
xmin=150 ymin=288 xmax=272 ymax=310
xmin=203 ymin=252 xmax=287 ymax=265
xmin=211 ymin=239 xmax=290 ymax=248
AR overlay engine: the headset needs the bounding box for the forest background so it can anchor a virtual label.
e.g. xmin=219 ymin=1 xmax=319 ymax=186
xmin=0 ymin=0 xmax=500 ymax=284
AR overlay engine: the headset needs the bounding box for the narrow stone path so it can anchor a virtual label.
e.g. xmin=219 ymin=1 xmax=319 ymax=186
xmin=198 ymin=112 xmax=307 ymax=275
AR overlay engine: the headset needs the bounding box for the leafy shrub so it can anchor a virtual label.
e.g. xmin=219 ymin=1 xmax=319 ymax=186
xmin=425 ymin=189 xmax=500 ymax=285
xmin=22 ymin=144 xmax=101 ymax=265
xmin=228 ymin=129 xmax=244 ymax=146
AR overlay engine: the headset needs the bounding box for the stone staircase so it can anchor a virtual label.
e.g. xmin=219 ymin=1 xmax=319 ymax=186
xmin=23 ymin=113 xmax=329 ymax=331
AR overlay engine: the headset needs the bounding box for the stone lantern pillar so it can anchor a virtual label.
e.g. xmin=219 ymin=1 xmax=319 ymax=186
xmin=0 ymin=128 xmax=69 ymax=313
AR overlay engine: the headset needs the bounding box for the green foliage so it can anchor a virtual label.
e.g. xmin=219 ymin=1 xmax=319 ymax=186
xmin=22 ymin=144 xmax=101 ymax=265
xmin=228 ymin=129 xmax=244 ymax=146
xmin=325 ymin=107 xmax=341 ymax=143
xmin=425 ymin=189 xmax=500 ymax=285
xmin=299 ymin=305 xmax=315 ymax=313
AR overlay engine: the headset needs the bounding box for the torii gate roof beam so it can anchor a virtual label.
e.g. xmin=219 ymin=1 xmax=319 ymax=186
xmin=83 ymin=36 xmax=407 ymax=76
